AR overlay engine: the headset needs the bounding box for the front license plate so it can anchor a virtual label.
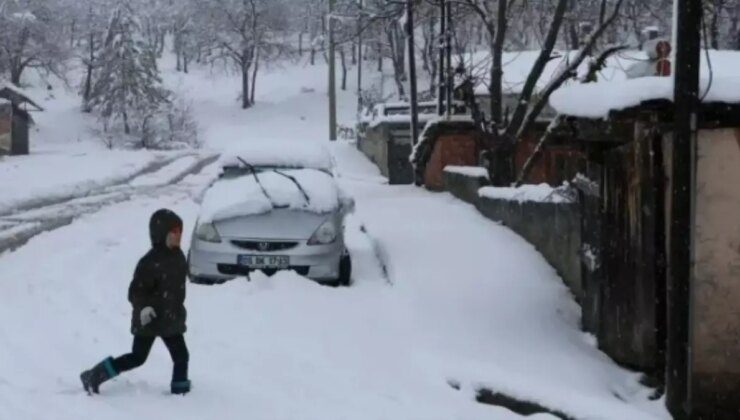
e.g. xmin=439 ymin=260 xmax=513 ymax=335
xmin=238 ymin=255 xmax=290 ymax=269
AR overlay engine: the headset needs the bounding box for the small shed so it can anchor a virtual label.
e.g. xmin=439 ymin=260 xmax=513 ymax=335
xmin=410 ymin=117 xmax=483 ymax=190
xmin=551 ymin=75 xmax=740 ymax=418
xmin=358 ymin=101 xmax=468 ymax=184
xmin=0 ymin=83 xmax=44 ymax=155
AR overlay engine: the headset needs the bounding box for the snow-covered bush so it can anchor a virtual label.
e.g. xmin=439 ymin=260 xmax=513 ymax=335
xmin=96 ymin=98 xmax=200 ymax=150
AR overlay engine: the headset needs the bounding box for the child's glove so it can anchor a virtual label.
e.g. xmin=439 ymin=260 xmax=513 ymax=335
xmin=140 ymin=307 xmax=157 ymax=326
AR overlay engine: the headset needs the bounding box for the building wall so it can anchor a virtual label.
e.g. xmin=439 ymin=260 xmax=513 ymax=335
xmin=691 ymin=128 xmax=740 ymax=415
xmin=424 ymin=133 xmax=479 ymax=191
xmin=0 ymin=104 xmax=11 ymax=154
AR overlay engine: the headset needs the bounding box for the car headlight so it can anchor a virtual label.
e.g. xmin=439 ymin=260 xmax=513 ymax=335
xmin=308 ymin=219 xmax=338 ymax=245
xmin=195 ymin=222 xmax=222 ymax=243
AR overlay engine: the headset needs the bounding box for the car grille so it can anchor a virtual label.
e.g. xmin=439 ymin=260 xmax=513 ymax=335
xmin=230 ymin=240 xmax=299 ymax=252
xmin=217 ymin=264 xmax=309 ymax=276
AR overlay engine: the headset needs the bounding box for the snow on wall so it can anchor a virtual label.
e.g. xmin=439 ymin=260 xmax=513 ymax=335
xmin=478 ymin=183 xmax=573 ymax=204
xmin=199 ymin=169 xmax=339 ymax=223
xmin=443 ymin=165 xmax=489 ymax=180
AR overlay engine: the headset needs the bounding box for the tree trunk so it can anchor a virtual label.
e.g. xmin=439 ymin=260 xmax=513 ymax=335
xmin=251 ymin=51 xmax=259 ymax=104
xmin=310 ymin=48 xmax=316 ymax=65
xmin=183 ymin=52 xmax=189 ymax=74
xmin=299 ymin=32 xmax=304 ymax=55
xmin=83 ymin=32 xmax=95 ymax=110
xmin=10 ymin=66 xmax=23 ymax=85
xmin=242 ymin=61 xmax=252 ymax=109
xmin=123 ymin=110 xmax=130 ymax=135
xmin=340 ymin=47 xmax=348 ymax=91
xmin=710 ymin=5 xmax=721 ymax=49
xmin=568 ymin=22 xmax=580 ymax=49
xmin=352 ymin=42 xmax=357 ymax=65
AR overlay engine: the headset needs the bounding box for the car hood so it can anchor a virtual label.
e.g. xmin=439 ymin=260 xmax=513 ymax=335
xmin=199 ymin=169 xmax=339 ymax=223
xmin=214 ymin=209 xmax=332 ymax=240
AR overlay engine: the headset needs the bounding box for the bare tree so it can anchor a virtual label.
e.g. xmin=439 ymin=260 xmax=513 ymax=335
xmin=456 ymin=0 xmax=626 ymax=185
xmin=0 ymin=0 xmax=69 ymax=85
xmin=198 ymin=0 xmax=290 ymax=109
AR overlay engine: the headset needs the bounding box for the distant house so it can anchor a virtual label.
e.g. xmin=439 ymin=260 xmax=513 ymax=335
xmin=0 ymin=83 xmax=44 ymax=155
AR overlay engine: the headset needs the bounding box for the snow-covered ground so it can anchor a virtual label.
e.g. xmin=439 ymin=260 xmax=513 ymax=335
xmin=0 ymin=54 xmax=670 ymax=419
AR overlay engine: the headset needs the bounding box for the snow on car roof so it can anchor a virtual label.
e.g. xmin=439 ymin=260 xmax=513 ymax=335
xmin=220 ymin=141 xmax=334 ymax=172
xmin=199 ymin=168 xmax=340 ymax=223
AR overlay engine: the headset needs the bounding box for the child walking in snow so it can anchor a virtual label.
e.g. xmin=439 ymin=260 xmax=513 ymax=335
xmin=81 ymin=209 xmax=191 ymax=395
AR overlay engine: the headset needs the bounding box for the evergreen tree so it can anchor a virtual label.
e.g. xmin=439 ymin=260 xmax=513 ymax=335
xmin=88 ymin=6 xmax=169 ymax=135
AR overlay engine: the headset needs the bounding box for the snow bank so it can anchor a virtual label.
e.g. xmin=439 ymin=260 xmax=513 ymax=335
xmin=199 ymin=169 xmax=339 ymax=222
xmin=550 ymin=76 xmax=740 ymax=118
xmin=220 ymin=141 xmax=334 ymax=172
xmin=479 ymin=183 xmax=572 ymax=203
xmin=443 ymin=165 xmax=490 ymax=179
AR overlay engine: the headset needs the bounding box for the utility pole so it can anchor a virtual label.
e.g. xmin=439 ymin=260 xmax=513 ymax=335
xmin=328 ymin=0 xmax=338 ymax=141
xmin=445 ymin=1 xmax=453 ymax=117
xmin=437 ymin=0 xmax=446 ymax=115
xmin=667 ymin=0 xmax=701 ymax=417
xmin=406 ymin=0 xmax=419 ymax=145
xmin=357 ymin=0 xmax=363 ymax=116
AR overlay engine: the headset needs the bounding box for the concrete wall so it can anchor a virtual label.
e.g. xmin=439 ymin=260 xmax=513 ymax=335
xmin=690 ymin=128 xmax=740 ymax=415
xmin=442 ymin=170 xmax=583 ymax=301
xmin=359 ymin=121 xmax=415 ymax=184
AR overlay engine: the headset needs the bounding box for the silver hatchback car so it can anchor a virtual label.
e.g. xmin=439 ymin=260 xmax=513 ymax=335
xmin=188 ymin=149 xmax=354 ymax=287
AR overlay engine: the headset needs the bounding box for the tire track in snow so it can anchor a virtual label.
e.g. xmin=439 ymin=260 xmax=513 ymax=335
xmin=0 ymin=153 xmax=220 ymax=255
xmin=0 ymin=152 xmax=193 ymax=218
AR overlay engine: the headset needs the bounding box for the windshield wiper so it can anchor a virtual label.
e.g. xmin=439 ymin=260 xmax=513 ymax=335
xmin=236 ymin=157 xmax=275 ymax=206
xmin=271 ymin=169 xmax=311 ymax=205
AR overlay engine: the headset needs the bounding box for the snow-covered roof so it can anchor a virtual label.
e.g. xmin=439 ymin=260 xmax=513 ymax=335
xmin=550 ymin=50 xmax=740 ymax=118
xmin=199 ymin=169 xmax=340 ymax=222
xmin=220 ymin=141 xmax=333 ymax=172
xmin=550 ymin=77 xmax=740 ymax=118
xmin=0 ymin=83 xmax=44 ymax=111
xmin=459 ymin=49 xmax=647 ymax=96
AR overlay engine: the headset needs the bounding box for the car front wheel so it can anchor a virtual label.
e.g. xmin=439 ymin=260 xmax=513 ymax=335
xmin=337 ymin=250 xmax=352 ymax=287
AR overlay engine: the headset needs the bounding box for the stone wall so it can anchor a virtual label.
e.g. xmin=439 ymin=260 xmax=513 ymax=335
xmin=442 ymin=169 xmax=583 ymax=301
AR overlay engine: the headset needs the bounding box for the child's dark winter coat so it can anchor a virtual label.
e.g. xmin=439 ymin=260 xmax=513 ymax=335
xmin=128 ymin=209 xmax=188 ymax=337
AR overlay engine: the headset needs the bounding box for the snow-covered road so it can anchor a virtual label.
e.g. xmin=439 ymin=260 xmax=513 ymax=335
xmin=0 ymin=58 xmax=669 ymax=420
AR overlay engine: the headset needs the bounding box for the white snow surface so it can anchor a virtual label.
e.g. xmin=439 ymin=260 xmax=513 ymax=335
xmin=0 ymin=50 xmax=670 ymax=420
xmin=199 ymin=169 xmax=340 ymax=222
xmin=479 ymin=183 xmax=571 ymax=203
xmin=0 ymin=151 xmax=164 ymax=214
xmin=443 ymin=165 xmax=490 ymax=179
